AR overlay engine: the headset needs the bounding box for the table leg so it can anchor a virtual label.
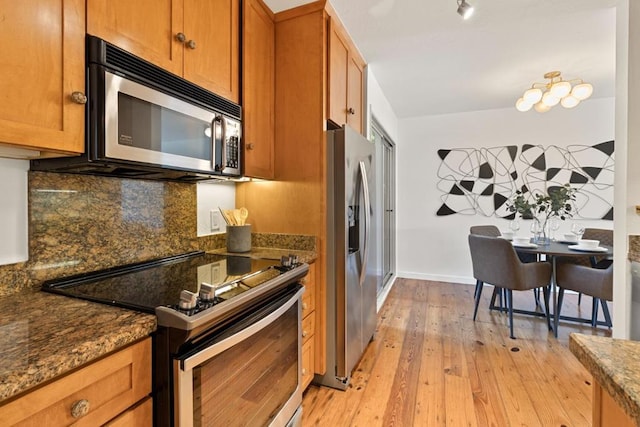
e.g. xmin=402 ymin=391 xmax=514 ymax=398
xmin=552 ymin=256 xmax=559 ymax=337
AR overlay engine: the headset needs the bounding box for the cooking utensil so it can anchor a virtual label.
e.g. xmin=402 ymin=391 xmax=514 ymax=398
xmin=233 ymin=209 xmax=243 ymax=226
xmin=239 ymin=207 xmax=248 ymax=225
xmin=219 ymin=207 xmax=233 ymax=225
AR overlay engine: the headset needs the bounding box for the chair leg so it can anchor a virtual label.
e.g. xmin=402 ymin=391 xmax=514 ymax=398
xmin=473 ymin=280 xmax=483 ymax=321
xmin=591 ymin=297 xmax=599 ymax=328
xmin=474 ymin=279 xmax=482 ymax=299
xmin=542 ymin=286 xmax=552 ymax=331
xmin=555 ymin=288 xmax=565 ymax=337
xmin=507 ymin=289 xmax=515 ymax=339
xmin=578 ymin=292 xmax=582 ymax=305
xmin=601 ymin=300 xmax=612 ymax=328
xmin=533 ymin=288 xmax=541 ymax=307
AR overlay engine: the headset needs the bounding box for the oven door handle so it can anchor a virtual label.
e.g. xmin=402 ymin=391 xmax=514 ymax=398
xmin=181 ymin=287 xmax=304 ymax=371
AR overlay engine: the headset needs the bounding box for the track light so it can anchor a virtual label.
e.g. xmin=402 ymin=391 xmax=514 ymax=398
xmin=457 ymin=0 xmax=474 ymax=20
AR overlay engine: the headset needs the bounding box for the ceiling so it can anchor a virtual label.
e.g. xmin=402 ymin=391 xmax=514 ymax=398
xmin=264 ymin=0 xmax=617 ymax=119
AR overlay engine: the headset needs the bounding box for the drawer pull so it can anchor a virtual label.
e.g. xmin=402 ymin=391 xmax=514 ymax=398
xmin=302 ymin=330 xmax=308 ymax=338
xmin=302 ymin=368 xmax=307 ymax=375
xmin=302 ymin=302 xmax=308 ymax=310
xmin=70 ymin=399 xmax=90 ymax=418
xmin=175 ymin=32 xmax=186 ymax=43
xmin=70 ymin=91 xmax=87 ymax=105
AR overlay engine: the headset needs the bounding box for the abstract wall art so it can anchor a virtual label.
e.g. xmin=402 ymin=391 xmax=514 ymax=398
xmin=436 ymin=141 xmax=614 ymax=220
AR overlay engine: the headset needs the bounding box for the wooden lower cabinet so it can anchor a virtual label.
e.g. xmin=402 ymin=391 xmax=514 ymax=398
xmin=0 ymin=338 xmax=152 ymax=426
xmin=593 ymin=382 xmax=636 ymax=427
xmin=301 ymin=263 xmax=316 ymax=390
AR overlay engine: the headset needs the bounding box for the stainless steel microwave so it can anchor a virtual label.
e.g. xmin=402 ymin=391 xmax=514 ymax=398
xmin=32 ymin=36 xmax=242 ymax=181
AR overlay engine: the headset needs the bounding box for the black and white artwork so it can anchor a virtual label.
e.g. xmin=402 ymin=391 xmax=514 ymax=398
xmin=436 ymin=141 xmax=614 ymax=220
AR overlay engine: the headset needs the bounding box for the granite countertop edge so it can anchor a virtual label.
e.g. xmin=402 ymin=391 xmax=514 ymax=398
xmin=0 ymin=291 xmax=157 ymax=404
xmin=569 ymin=333 xmax=640 ymax=425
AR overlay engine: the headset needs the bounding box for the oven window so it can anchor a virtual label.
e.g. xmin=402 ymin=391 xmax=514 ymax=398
xmin=191 ymin=303 xmax=298 ymax=426
xmin=117 ymin=93 xmax=212 ymax=160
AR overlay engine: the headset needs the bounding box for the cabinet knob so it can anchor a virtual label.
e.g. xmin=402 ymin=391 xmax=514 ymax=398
xmin=70 ymin=399 xmax=90 ymax=418
xmin=187 ymin=39 xmax=197 ymax=49
xmin=302 ymin=330 xmax=309 ymax=337
xmin=70 ymin=91 xmax=87 ymax=105
xmin=246 ymin=143 xmax=255 ymax=150
xmin=175 ymin=32 xmax=187 ymax=43
xmin=347 ymin=107 xmax=356 ymax=115
xmin=302 ymin=302 xmax=308 ymax=310
xmin=302 ymin=368 xmax=307 ymax=375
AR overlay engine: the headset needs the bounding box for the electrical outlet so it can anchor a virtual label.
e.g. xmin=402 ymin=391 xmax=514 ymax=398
xmin=210 ymin=210 xmax=221 ymax=232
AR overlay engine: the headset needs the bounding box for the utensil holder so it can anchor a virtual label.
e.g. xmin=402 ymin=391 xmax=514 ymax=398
xmin=226 ymin=225 xmax=251 ymax=253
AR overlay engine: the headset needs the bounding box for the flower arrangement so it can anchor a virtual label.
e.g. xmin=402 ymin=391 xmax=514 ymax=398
xmin=506 ymin=184 xmax=577 ymax=242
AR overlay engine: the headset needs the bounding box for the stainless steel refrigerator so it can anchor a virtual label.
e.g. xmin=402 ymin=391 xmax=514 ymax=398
xmin=316 ymin=125 xmax=377 ymax=390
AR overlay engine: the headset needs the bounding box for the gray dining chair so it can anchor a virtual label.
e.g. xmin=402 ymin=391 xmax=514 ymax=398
xmin=468 ymin=233 xmax=552 ymax=339
xmin=555 ymin=262 xmax=613 ymax=331
xmin=469 ymin=225 xmax=540 ymax=309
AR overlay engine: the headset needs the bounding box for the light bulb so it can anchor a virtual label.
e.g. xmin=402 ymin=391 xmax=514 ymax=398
xmin=572 ymin=83 xmax=593 ymax=100
xmin=550 ymin=81 xmax=571 ymax=98
xmin=515 ymin=98 xmax=532 ymax=112
xmin=523 ymin=88 xmax=543 ymax=104
xmin=534 ymin=101 xmax=551 ymax=113
xmin=541 ymin=91 xmax=560 ymax=107
xmin=561 ymin=95 xmax=580 ymax=109
xmin=457 ymin=1 xmax=474 ymax=19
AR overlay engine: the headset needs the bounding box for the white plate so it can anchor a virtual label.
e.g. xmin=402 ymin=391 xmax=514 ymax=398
xmin=568 ymin=245 xmax=609 ymax=253
xmin=512 ymin=242 xmax=537 ymax=248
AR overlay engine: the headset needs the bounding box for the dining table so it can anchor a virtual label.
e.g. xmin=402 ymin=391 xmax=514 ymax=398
xmin=512 ymin=239 xmax=613 ymax=337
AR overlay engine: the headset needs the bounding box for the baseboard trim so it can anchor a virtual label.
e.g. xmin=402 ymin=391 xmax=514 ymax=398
xmin=397 ymin=271 xmax=475 ymax=285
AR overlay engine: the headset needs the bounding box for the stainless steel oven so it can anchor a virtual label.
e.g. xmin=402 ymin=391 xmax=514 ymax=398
xmin=31 ymin=36 xmax=242 ymax=181
xmin=42 ymin=252 xmax=308 ymax=426
xmin=174 ymin=285 xmax=303 ymax=426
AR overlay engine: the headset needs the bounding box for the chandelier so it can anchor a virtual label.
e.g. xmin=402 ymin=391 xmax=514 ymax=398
xmin=515 ymin=71 xmax=593 ymax=113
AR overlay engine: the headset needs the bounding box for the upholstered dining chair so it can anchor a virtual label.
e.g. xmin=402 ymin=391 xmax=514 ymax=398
xmin=468 ymin=234 xmax=552 ymax=339
xmin=555 ymin=262 xmax=613 ymax=331
xmin=469 ymin=225 xmax=539 ymax=308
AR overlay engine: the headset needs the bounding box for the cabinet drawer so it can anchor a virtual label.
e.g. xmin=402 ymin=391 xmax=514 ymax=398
xmin=302 ymin=311 xmax=315 ymax=344
xmin=301 ymin=264 xmax=316 ymax=317
xmin=0 ymin=338 xmax=151 ymax=426
xmin=104 ymin=397 xmax=152 ymax=427
xmin=302 ymin=338 xmax=314 ymax=390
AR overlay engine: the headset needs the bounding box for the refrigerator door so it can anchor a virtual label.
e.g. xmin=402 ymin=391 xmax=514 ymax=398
xmin=318 ymin=125 xmax=377 ymax=390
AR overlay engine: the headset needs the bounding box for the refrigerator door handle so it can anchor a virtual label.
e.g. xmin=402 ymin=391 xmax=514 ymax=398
xmin=359 ymin=161 xmax=371 ymax=287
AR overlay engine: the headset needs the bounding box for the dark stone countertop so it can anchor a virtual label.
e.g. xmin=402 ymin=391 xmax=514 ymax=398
xmin=569 ymin=333 xmax=640 ymax=425
xmin=0 ymin=290 xmax=156 ymax=403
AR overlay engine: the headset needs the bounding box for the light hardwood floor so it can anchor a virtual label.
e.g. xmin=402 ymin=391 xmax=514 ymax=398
xmin=302 ymin=278 xmax=612 ymax=426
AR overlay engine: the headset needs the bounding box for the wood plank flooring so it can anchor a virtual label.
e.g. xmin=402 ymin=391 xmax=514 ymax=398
xmin=302 ymin=278 xmax=612 ymax=426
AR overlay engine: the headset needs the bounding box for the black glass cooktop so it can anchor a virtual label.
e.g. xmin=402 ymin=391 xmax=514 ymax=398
xmin=42 ymin=251 xmax=283 ymax=313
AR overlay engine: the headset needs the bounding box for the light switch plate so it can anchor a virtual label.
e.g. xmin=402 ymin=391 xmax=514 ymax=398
xmin=210 ymin=210 xmax=221 ymax=232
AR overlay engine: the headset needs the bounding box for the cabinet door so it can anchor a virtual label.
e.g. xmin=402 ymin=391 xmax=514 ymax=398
xmin=242 ymin=0 xmax=275 ymax=179
xmin=184 ymin=0 xmax=239 ymax=102
xmin=327 ymin=17 xmax=349 ymax=128
xmin=87 ymin=0 xmax=184 ymax=77
xmin=347 ymin=55 xmax=364 ymax=134
xmin=0 ymin=0 xmax=85 ymax=155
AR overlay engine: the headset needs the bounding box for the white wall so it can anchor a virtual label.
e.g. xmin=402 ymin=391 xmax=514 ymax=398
xmin=0 ymin=159 xmax=28 ymax=265
xmin=397 ymin=97 xmax=615 ymax=283
xmin=366 ymin=67 xmax=399 ymax=142
xmin=196 ymin=181 xmax=236 ymax=236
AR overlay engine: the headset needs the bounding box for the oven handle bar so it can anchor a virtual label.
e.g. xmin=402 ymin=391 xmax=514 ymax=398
xmin=181 ymin=287 xmax=304 ymax=371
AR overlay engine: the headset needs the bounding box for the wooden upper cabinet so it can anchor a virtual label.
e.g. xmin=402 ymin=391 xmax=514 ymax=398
xmin=327 ymin=14 xmax=365 ymax=135
xmin=87 ymin=0 xmax=183 ymax=77
xmin=87 ymin=0 xmax=240 ymax=103
xmin=185 ymin=0 xmax=239 ymax=102
xmin=242 ymin=0 xmax=275 ymax=179
xmin=0 ymin=0 xmax=85 ymax=156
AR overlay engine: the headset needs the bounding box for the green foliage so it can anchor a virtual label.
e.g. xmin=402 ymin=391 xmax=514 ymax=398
xmin=506 ymin=184 xmax=577 ymax=220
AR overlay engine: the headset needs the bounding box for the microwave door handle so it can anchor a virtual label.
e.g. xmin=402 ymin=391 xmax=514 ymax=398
xmin=221 ymin=117 xmax=227 ymax=172
xmin=212 ymin=115 xmax=223 ymax=171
